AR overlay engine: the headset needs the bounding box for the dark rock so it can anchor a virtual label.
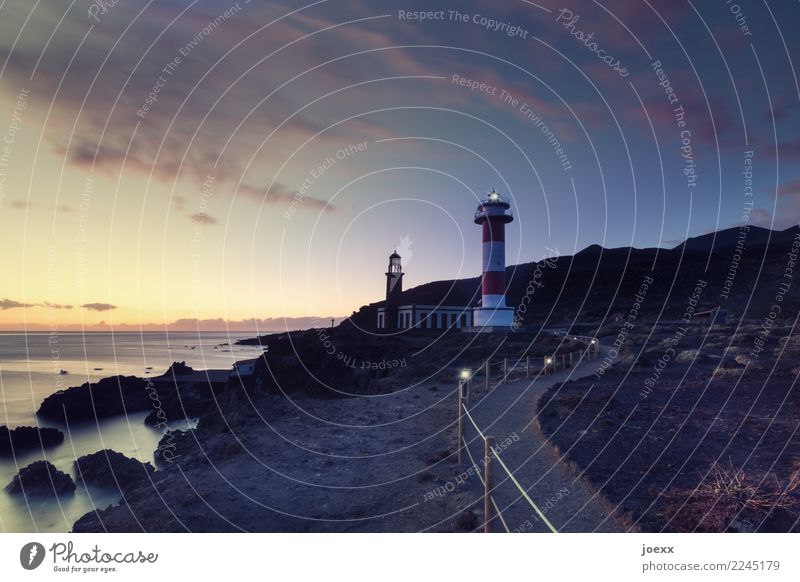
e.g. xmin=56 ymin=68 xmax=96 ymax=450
xmin=6 ymin=460 xmax=76 ymax=496
xmin=154 ymin=430 xmax=194 ymax=467
xmin=74 ymin=449 xmax=155 ymax=490
xmin=143 ymin=380 xmax=219 ymax=427
xmin=37 ymin=375 xmax=149 ymax=423
xmin=0 ymin=425 xmax=64 ymax=455
xmin=165 ymin=361 xmax=194 ymax=376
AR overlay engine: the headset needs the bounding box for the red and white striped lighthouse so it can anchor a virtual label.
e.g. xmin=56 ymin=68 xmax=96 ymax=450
xmin=473 ymin=190 xmax=515 ymax=328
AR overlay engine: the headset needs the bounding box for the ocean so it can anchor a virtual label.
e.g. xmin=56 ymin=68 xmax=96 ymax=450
xmin=0 ymin=332 xmax=265 ymax=532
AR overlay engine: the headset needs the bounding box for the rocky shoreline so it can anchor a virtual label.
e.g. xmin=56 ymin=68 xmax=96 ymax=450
xmin=65 ymin=326 xmax=562 ymax=532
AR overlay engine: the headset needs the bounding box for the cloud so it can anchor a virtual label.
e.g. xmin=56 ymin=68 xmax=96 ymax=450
xmin=190 ymin=212 xmax=217 ymax=225
xmin=0 ymin=315 xmax=345 ymax=332
xmin=0 ymin=298 xmax=36 ymax=310
xmin=8 ymin=200 xmax=74 ymax=213
xmin=777 ymin=178 xmax=800 ymax=198
xmin=237 ymin=182 xmax=332 ymax=212
xmin=0 ymin=1 xmax=414 ymax=216
xmin=80 ymin=303 xmax=118 ymax=312
xmin=0 ymin=299 xmax=74 ymax=310
xmin=745 ymin=178 xmax=800 ymax=229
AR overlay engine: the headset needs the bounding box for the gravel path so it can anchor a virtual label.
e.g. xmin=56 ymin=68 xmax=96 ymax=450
xmin=462 ymin=345 xmax=630 ymax=533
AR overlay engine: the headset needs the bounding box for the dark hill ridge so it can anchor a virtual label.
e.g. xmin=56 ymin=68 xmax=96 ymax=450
xmin=673 ymin=225 xmax=795 ymax=253
xmin=348 ymin=225 xmax=800 ymax=328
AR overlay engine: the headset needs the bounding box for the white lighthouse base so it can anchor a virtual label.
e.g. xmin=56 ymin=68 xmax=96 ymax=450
xmin=472 ymin=306 xmax=515 ymax=328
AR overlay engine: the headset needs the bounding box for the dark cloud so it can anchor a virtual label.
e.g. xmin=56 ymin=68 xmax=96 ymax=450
xmin=0 ymin=298 xmax=36 ymax=310
xmin=190 ymin=212 xmax=217 ymax=225
xmin=0 ymin=299 xmax=74 ymax=310
xmin=42 ymin=302 xmax=74 ymax=310
xmin=80 ymin=303 xmax=118 ymax=312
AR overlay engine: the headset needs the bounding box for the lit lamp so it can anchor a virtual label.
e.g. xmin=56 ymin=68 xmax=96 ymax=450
xmin=459 ymin=369 xmax=472 ymax=401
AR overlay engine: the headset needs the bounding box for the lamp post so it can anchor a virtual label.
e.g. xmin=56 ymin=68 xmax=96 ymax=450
xmin=460 ymin=369 xmax=471 ymax=405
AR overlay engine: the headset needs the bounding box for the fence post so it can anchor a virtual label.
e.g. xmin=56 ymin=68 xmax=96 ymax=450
xmin=484 ymin=436 xmax=494 ymax=533
xmin=457 ymin=385 xmax=464 ymax=465
xmin=526 ymin=355 xmax=530 ymax=378
xmin=543 ymin=356 xmax=548 ymax=375
xmin=561 ymin=354 xmax=566 ymax=370
xmin=503 ymin=358 xmax=507 ymax=381
xmin=569 ymin=351 xmax=573 ymax=367
xmin=485 ymin=361 xmax=490 ymax=391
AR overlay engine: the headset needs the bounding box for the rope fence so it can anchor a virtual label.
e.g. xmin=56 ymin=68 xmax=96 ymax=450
xmin=454 ymin=336 xmax=599 ymax=533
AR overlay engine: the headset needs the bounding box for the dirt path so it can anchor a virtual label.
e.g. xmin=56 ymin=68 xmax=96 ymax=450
xmin=462 ymin=345 xmax=630 ymax=532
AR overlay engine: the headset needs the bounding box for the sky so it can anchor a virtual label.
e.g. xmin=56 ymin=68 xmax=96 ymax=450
xmin=0 ymin=0 xmax=798 ymax=331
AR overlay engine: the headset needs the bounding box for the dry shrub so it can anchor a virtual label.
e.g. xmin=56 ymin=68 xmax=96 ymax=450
xmin=711 ymin=367 xmax=744 ymax=380
xmin=779 ymin=334 xmax=800 ymax=347
xmin=560 ymin=393 xmax=582 ymax=411
xmin=676 ymin=350 xmax=699 ymax=364
xmin=723 ymin=346 xmax=746 ymax=357
xmin=658 ymin=462 xmax=800 ymax=532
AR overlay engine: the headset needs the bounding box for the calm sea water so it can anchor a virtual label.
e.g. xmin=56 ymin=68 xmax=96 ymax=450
xmin=0 ymin=332 xmax=264 ymax=532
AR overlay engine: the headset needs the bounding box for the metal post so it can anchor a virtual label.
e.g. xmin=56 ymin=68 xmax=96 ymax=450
xmin=503 ymin=358 xmax=507 ymax=381
xmin=457 ymin=385 xmax=463 ymax=465
xmin=543 ymin=356 xmax=548 ymax=375
xmin=484 ymin=436 xmax=494 ymax=533
xmin=526 ymin=355 xmax=530 ymax=378
xmin=569 ymin=351 xmax=573 ymax=367
xmin=561 ymin=354 xmax=565 ymax=370
xmin=485 ymin=360 xmax=490 ymax=391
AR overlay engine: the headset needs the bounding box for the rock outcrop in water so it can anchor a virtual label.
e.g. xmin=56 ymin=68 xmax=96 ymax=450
xmin=74 ymin=449 xmax=155 ymax=490
xmin=36 ymin=363 xmax=227 ymax=425
xmin=6 ymin=460 xmax=76 ymax=496
xmin=0 ymin=425 xmax=64 ymax=455
xmin=37 ymin=375 xmax=150 ymax=423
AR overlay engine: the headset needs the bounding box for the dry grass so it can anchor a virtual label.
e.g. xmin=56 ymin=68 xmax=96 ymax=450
xmin=658 ymin=461 xmax=800 ymax=532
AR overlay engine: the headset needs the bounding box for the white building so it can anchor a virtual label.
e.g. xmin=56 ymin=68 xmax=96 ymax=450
xmin=229 ymin=358 xmax=258 ymax=378
xmin=378 ymin=303 xmax=473 ymax=330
